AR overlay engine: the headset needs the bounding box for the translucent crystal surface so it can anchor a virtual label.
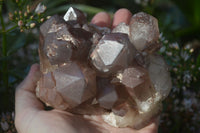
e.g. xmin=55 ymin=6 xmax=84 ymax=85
xmin=36 ymin=7 xmax=172 ymax=130
xmin=53 ymin=63 xmax=96 ymax=107
xmin=36 ymin=72 xmax=69 ymax=110
xmin=40 ymin=15 xmax=92 ymax=68
xmin=90 ymin=33 xmax=137 ymax=76
xmin=37 ymin=62 xmax=96 ymax=108
xmin=129 ymin=12 xmax=160 ymax=53
xmin=63 ymin=7 xmax=87 ymax=25
xmin=44 ymin=33 xmax=72 ymax=65
xmin=112 ymin=67 xmax=156 ymax=113
xmin=82 ymin=23 xmax=111 ymax=44
xmin=148 ymin=54 xmax=172 ymax=100
xmin=102 ymin=102 xmax=161 ymax=129
xmin=40 ymin=15 xmax=65 ymax=38
xmin=97 ymin=78 xmax=119 ymax=109
xmin=112 ymin=22 xmax=130 ymax=35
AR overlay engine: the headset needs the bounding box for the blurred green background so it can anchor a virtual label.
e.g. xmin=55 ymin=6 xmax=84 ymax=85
xmin=0 ymin=0 xmax=200 ymax=132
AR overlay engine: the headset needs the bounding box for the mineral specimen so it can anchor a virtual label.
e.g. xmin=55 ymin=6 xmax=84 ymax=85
xmin=36 ymin=7 xmax=172 ymax=129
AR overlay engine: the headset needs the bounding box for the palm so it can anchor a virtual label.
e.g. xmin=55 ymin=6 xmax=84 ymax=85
xmin=16 ymin=107 xmax=157 ymax=133
xmin=19 ymin=110 xmax=102 ymax=133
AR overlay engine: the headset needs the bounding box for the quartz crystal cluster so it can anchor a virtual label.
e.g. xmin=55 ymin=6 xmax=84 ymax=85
xmin=36 ymin=7 xmax=172 ymax=129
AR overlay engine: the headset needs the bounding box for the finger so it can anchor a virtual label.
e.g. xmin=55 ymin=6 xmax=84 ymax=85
xmin=112 ymin=8 xmax=132 ymax=28
xmin=91 ymin=12 xmax=111 ymax=28
xmin=15 ymin=64 xmax=44 ymax=115
xmin=137 ymin=116 xmax=159 ymax=133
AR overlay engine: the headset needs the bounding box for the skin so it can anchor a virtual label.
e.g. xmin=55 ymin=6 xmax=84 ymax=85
xmin=15 ymin=9 xmax=159 ymax=133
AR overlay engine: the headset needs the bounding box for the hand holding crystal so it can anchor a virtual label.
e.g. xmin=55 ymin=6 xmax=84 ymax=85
xmin=15 ymin=9 xmax=163 ymax=133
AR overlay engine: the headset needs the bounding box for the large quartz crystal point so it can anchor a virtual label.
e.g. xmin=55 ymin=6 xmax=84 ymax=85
xmin=40 ymin=18 xmax=92 ymax=69
xmin=129 ymin=12 xmax=161 ymax=53
xmin=148 ymin=54 xmax=172 ymax=101
xmin=63 ymin=7 xmax=87 ymax=25
xmin=48 ymin=21 xmax=93 ymax=61
xmin=56 ymin=26 xmax=93 ymax=63
xmin=54 ymin=63 xmax=96 ymax=108
xmin=36 ymin=72 xmax=69 ymax=110
xmin=112 ymin=66 xmax=156 ymax=113
xmin=112 ymin=22 xmax=130 ymax=35
xmin=90 ymin=33 xmax=137 ymax=76
xmin=39 ymin=15 xmax=66 ymax=73
xmin=37 ymin=62 xmax=96 ymax=108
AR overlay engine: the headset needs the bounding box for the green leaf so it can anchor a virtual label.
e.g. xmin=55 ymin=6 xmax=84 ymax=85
xmin=193 ymin=0 xmax=200 ymax=25
xmin=0 ymin=56 xmax=11 ymax=62
xmin=173 ymin=0 xmax=200 ymax=26
xmin=45 ymin=0 xmax=66 ymax=9
xmin=196 ymin=54 xmax=200 ymax=67
xmin=7 ymin=33 xmax=26 ymax=55
xmin=9 ymin=69 xmax=26 ymax=80
xmin=46 ymin=4 xmax=106 ymax=17
xmin=70 ymin=4 xmax=107 ymax=14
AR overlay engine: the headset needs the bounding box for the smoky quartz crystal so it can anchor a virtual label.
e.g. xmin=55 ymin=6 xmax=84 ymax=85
xmin=36 ymin=7 xmax=172 ymax=129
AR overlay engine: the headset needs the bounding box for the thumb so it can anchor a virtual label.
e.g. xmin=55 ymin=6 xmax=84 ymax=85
xmin=15 ymin=64 xmax=44 ymax=115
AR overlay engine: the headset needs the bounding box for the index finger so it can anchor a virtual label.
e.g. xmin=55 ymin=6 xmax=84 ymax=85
xmin=91 ymin=12 xmax=111 ymax=28
xmin=112 ymin=8 xmax=132 ymax=28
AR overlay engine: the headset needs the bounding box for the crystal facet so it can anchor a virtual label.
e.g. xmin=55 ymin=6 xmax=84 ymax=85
xmin=112 ymin=22 xmax=130 ymax=35
xmin=63 ymin=7 xmax=87 ymax=25
xmin=44 ymin=33 xmax=72 ymax=65
xmin=97 ymin=78 xmax=118 ymax=109
xmin=90 ymin=33 xmax=137 ymax=76
xmin=148 ymin=54 xmax=172 ymax=100
xmin=40 ymin=15 xmax=65 ymax=38
xmin=36 ymin=72 xmax=69 ymax=110
xmin=82 ymin=23 xmax=111 ymax=45
xmin=53 ymin=63 xmax=96 ymax=107
xmin=40 ymin=17 xmax=92 ymax=68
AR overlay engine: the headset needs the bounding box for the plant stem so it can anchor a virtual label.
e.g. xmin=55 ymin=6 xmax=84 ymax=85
xmin=0 ymin=3 xmax=8 ymax=89
xmin=6 ymin=25 xmax=18 ymax=33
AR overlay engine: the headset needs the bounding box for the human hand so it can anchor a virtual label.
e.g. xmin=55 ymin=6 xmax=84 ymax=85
xmin=15 ymin=9 xmax=159 ymax=133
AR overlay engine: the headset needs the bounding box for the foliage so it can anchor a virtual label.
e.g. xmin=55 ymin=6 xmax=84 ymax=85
xmin=159 ymin=34 xmax=200 ymax=133
xmin=0 ymin=0 xmax=200 ymax=132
